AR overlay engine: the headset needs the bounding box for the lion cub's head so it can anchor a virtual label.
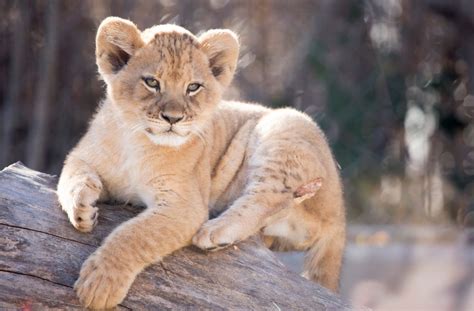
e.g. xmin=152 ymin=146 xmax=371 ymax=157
xmin=95 ymin=17 xmax=239 ymax=147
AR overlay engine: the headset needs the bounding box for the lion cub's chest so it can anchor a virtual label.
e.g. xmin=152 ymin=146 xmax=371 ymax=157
xmin=102 ymin=157 xmax=144 ymax=205
xmin=103 ymin=139 xmax=204 ymax=206
xmin=100 ymin=146 xmax=158 ymax=205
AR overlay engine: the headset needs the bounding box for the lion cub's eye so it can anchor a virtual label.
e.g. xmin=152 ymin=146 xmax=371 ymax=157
xmin=187 ymin=83 xmax=202 ymax=95
xmin=142 ymin=77 xmax=160 ymax=91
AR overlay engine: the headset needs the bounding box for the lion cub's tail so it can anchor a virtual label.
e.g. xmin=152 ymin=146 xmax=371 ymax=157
xmin=302 ymin=224 xmax=345 ymax=292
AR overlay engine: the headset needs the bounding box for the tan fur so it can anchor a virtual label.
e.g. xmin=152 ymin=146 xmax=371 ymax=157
xmin=57 ymin=17 xmax=346 ymax=309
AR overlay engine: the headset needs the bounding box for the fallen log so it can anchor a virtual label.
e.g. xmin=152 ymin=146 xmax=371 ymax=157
xmin=0 ymin=162 xmax=352 ymax=310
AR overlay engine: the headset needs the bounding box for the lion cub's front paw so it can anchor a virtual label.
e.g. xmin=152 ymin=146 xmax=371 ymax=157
xmin=60 ymin=174 xmax=102 ymax=232
xmin=193 ymin=218 xmax=247 ymax=251
xmin=75 ymin=252 xmax=135 ymax=310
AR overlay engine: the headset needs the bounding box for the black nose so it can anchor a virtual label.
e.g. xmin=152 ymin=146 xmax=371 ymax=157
xmin=160 ymin=112 xmax=183 ymax=125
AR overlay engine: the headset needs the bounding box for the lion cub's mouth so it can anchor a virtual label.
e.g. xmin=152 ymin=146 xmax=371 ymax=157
xmin=143 ymin=125 xmax=190 ymax=147
xmin=145 ymin=125 xmax=183 ymax=136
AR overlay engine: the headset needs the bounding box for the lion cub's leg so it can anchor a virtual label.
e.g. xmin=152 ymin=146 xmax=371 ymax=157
xmin=193 ymin=136 xmax=320 ymax=250
xmin=193 ymin=109 xmax=345 ymax=292
xmin=57 ymin=156 xmax=105 ymax=232
xmin=193 ymin=189 xmax=291 ymax=250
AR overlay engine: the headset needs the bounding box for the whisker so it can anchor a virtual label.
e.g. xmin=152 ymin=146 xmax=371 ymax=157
xmin=193 ymin=126 xmax=207 ymax=146
xmin=130 ymin=123 xmax=146 ymax=134
xmin=146 ymin=118 xmax=162 ymax=124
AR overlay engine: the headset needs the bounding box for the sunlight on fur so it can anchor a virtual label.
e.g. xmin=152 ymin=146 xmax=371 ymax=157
xmin=56 ymin=16 xmax=346 ymax=309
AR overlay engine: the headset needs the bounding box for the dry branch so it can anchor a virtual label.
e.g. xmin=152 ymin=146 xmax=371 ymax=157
xmin=0 ymin=162 xmax=352 ymax=310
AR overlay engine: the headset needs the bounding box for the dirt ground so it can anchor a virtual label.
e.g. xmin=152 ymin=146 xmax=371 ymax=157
xmin=276 ymin=225 xmax=474 ymax=311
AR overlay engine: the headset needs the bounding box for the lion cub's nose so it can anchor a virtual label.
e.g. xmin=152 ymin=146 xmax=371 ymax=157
xmin=160 ymin=112 xmax=184 ymax=125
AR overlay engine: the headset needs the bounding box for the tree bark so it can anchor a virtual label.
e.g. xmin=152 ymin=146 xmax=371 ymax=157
xmin=0 ymin=162 xmax=353 ymax=310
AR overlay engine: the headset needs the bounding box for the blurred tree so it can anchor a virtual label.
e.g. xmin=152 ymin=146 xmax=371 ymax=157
xmin=1 ymin=0 xmax=28 ymax=166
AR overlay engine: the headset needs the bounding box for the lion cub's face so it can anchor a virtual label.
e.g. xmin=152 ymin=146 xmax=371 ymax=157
xmin=95 ymin=18 xmax=239 ymax=147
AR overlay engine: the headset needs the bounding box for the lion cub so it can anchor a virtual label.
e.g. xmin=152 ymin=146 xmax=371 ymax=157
xmin=57 ymin=17 xmax=345 ymax=309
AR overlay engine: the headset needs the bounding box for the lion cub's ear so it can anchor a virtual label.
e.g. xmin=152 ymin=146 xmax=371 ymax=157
xmin=96 ymin=17 xmax=144 ymax=77
xmin=199 ymin=30 xmax=239 ymax=88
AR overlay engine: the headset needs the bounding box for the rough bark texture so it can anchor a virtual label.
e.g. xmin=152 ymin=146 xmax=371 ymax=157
xmin=0 ymin=162 xmax=352 ymax=310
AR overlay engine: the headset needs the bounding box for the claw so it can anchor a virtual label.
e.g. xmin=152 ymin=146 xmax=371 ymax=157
xmin=91 ymin=210 xmax=98 ymax=221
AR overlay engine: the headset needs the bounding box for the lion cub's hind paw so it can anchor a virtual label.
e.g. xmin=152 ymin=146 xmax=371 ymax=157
xmin=192 ymin=218 xmax=244 ymax=251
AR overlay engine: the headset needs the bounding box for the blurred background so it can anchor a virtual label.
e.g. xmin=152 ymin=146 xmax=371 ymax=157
xmin=0 ymin=0 xmax=473 ymax=309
